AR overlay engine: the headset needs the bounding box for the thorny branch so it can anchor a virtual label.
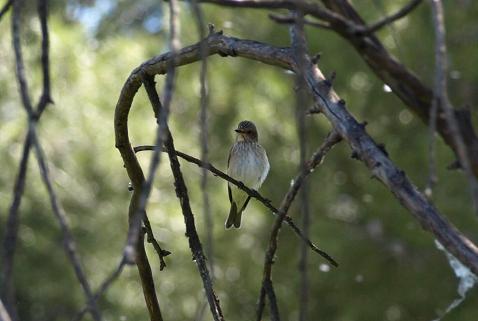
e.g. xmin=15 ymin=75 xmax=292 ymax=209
xmin=318 ymin=0 xmax=478 ymax=177
xmin=133 ymin=145 xmax=338 ymax=266
xmin=197 ymin=0 xmax=478 ymax=179
xmin=115 ymin=30 xmax=478 ymax=280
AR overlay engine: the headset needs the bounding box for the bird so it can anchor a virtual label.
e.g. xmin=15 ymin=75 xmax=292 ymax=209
xmin=226 ymin=120 xmax=270 ymax=229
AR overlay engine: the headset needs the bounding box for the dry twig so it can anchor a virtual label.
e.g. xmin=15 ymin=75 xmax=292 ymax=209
xmin=429 ymin=0 xmax=478 ymax=214
xmin=4 ymin=1 xmax=100 ymax=320
xmin=256 ymin=130 xmax=341 ymax=321
xmin=134 ymin=145 xmax=338 ymax=266
xmin=142 ymin=76 xmax=225 ymax=321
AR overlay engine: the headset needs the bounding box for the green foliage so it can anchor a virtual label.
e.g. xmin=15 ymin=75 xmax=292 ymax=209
xmin=1 ymin=1 xmax=478 ymax=321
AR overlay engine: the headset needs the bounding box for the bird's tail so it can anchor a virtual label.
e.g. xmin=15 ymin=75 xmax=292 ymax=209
xmin=225 ymin=202 xmax=244 ymax=229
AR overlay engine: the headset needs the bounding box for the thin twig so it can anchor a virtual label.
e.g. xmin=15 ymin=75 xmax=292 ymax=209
xmin=430 ymin=0 xmax=478 ymax=214
xmin=1 ymin=132 xmax=31 ymax=321
xmin=72 ymin=258 xmax=127 ymax=321
xmin=142 ymin=217 xmax=171 ymax=271
xmin=256 ymin=130 xmax=341 ymax=321
xmin=190 ymin=6 xmax=214 ymax=320
xmin=362 ymin=0 xmax=423 ymax=34
xmin=291 ymin=10 xmax=311 ymax=321
xmin=10 ymin=1 xmax=100 ymax=320
xmin=190 ymin=0 xmax=214 ymax=278
xmin=0 ymin=0 xmax=12 ymax=22
xmin=120 ymin=1 xmax=183 ymax=317
xmin=269 ymin=13 xmax=332 ymax=29
xmin=425 ymin=86 xmax=439 ymax=198
xmin=134 ymin=145 xmax=338 ymax=266
xmin=142 ymin=76 xmax=225 ymax=321
xmin=36 ymin=0 xmax=53 ymax=117
xmin=31 ymin=129 xmax=102 ymax=321
xmin=115 ymin=28 xmax=478 ymax=284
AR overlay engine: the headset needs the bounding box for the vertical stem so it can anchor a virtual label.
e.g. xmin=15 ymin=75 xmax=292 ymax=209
xmin=296 ymin=58 xmax=309 ymax=321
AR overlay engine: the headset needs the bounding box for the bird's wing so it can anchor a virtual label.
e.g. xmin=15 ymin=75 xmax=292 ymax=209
xmin=259 ymin=148 xmax=270 ymax=185
xmin=227 ymin=146 xmax=233 ymax=204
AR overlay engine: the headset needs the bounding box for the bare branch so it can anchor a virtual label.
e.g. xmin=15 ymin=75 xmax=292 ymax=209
xmin=257 ymin=130 xmax=341 ymax=321
xmin=115 ymin=30 xmax=478 ymax=294
xmin=36 ymin=0 xmax=53 ymax=117
xmin=73 ymin=258 xmax=127 ymax=321
xmin=134 ymin=145 xmax=338 ymax=266
xmin=142 ymin=217 xmax=171 ymax=271
xmin=269 ymin=13 xmax=331 ymax=29
xmin=361 ymin=0 xmax=423 ymax=34
xmin=1 ymin=133 xmax=31 ymax=321
xmin=9 ymin=1 xmax=100 ymax=320
xmin=141 ymin=77 xmax=225 ymax=321
xmin=190 ymin=1 xmax=214 ymax=278
xmin=430 ymin=0 xmax=478 ymax=214
xmin=290 ymin=10 xmax=311 ymax=321
xmin=123 ymin=0 xmax=181 ymax=267
xmin=318 ymin=0 xmax=478 ymax=178
xmin=0 ymin=0 xmax=12 ymax=22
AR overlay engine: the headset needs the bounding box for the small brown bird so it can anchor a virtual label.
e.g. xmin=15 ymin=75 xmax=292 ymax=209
xmin=226 ymin=120 xmax=270 ymax=228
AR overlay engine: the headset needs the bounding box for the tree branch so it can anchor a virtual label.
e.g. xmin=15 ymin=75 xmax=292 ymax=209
xmin=198 ymin=0 xmax=478 ymax=179
xmin=0 ymin=0 xmax=12 ymax=22
xmin=141 ymin=76 xmax=225 ymax=321
xmin=134 ymin=145 xmax=338 ymax=266
xmin=115 ymin=30 xmax=478 ymax=298
xmin=429 ymin=0 xmax=478 ymax=214
xmin=9 ymin=1 xmax=100 ymax=320
xmin=191 ymin=2 xmax=215 ymax=279
xmin=1 ymin=132 xmax=31 ymax=321
xmin=360 ymin=0 xmax=423 ymax=34
xmin=289 ymin=10 xmax=311 ymax=321
xmin=318 ymin=0 xmax=478 ymax=178
xmin=256 ymin=130 xmax=341 ymax=321
xmin=72 ymin=258 xmax=127 ymax=321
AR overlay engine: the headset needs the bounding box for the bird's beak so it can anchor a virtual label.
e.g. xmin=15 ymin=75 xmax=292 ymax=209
xmin=235 ymin=129 xmax=243 ymax=133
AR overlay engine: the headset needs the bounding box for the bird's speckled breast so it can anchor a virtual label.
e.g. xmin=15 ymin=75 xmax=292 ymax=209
xmin=228 ymin=141 xmax=269 ymax=190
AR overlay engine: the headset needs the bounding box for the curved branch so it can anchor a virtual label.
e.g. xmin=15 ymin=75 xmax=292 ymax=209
xmin=197 ymin=0 xmax=478 ymax=178
xmin=114 ymin=31 xmax=478 ymax=286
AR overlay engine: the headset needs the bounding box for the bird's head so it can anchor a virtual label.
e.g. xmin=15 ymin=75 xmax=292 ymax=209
xmin=235 ymin=120 xmax=258 ymax=142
